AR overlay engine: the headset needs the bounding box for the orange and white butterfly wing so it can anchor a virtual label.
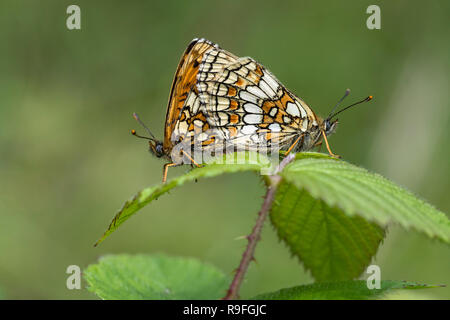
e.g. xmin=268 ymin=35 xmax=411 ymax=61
xmin=164 ymin=39 xmax=224 ymax=151
xmin=196 ymin=53 xmax=319 ymax=151
xmin=165 ymin=39 xmax=239 ymax=151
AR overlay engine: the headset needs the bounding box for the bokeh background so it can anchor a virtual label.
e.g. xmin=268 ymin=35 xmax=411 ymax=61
xmin=0 ymin=0 xmax=449 ymax=299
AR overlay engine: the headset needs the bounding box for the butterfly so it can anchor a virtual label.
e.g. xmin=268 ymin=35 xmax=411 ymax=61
xmin=132 ymin=38 xmax=372 ymax=182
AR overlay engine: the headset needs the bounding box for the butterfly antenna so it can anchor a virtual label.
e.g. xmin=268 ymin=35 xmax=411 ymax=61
xmin=328 ymin=95 xmax=373 ymax=120
xmin=132 ymin=112 xmax=156 ymax=140
xmin=327 ymin=88 xmax=351 ymax=120
xmin=131 ymin=129 xmax=152 ymax=140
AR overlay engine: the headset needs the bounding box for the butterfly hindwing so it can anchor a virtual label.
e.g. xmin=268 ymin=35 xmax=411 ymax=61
xmin=196 ymin=54 xmax=316 ymax=150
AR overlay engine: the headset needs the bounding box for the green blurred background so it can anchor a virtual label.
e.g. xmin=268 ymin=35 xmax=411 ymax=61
xmin=0 ymin=0 xmax=449 ymax=299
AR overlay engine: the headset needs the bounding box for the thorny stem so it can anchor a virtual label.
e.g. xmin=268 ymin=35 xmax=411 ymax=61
xmin=223 ymin=154 xmax=296 ymax=300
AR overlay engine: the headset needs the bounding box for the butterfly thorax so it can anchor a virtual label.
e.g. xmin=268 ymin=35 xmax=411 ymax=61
xmin=300 ymin=116 xmax=338 ymax=152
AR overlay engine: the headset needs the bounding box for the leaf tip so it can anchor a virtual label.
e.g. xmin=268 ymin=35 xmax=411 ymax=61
xmin=93 ymin=235 xmax=105 ymax=247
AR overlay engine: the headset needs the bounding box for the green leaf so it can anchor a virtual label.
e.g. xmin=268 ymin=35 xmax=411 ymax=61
xmin=252 ymin=280 xmax=443 ymax=300
xmin=270 ymin=182 xmax=385 ymax=281
xmin=280 ymin=154 xmax=449 ymax=243
xmin=94 ymin=152 xmax=269 ymax=246
xmin=84 ymin=254 xmax=230 ymax=300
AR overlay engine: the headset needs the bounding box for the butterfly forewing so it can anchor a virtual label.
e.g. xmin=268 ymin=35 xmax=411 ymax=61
xmin=164 ymin=39 xmax=222 ymax=151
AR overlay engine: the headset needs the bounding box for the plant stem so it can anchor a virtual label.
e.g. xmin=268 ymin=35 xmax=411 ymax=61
xmin=223 ymin=154 xmax=295 ymax=300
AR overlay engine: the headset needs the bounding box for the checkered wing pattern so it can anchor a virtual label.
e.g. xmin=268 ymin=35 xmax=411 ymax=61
xmin=164 ymin=39 xmax=227 ymax=151
xmin=165 ymin=39 xmax=239 ymax=151
xmin=195 ymin=47 xmax=319 ymax=152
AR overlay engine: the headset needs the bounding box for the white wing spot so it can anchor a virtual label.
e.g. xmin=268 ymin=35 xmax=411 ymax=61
xmin=177 ymin=121 xmax=188 ymax=134
xmin=217 ymin=112 xmax=229 ymax=125
xmin=286 ymin=102 xmax=300 ymax=117
xmin=247 ymin=86 xmax=269 ymax=99
xmin=193 ymin=119 xmax=204 ymax=127
xmin=269 ymin=123 xmax=282 ymax=132
xmin=283 ymin=116 xmax=292 ymax=124
xmin=258 ymin=81 xmax=277 ymax=99
xmin=243 ymin=114 xmax=263 ymax=124
xmin=241 ymin=125 xmax=258 ymax=135
xmin=243 ymin=103 xmax=263 ymax=114
xmin=269 ymin=108 xmax=277 ymax=117
xmin=301 ymin=119 xmax=308 ymax=132
xmin=187 ymin=93 xmax=200 ymax=114
xmin=197 ymin=132 xmax=209 ymax=141
xmin=296 ymin=101 xmax=307 ymax=118
xmin=215 ymin=97 xmax=231 ymax=111
xmin=240 ymin=91 xmax=258 ymax=104
xmin=262 ymin=73 xmax=279 ymax=92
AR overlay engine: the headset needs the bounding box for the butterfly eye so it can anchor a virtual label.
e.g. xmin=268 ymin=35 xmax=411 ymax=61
xmin=156 ymin=144 xmax=164 ymax=157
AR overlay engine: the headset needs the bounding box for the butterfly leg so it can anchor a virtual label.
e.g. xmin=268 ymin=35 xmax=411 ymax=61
xmin=283 ymin=135 xmax=303 ymax=156
xmin=314 ymin=141 xmax=323 ymax=152
xmin=188 ymin=163 xmax=200 ymax=183
xmin=162 ymin=163 xmax=177 ymax=183
xmin=181 ymin=150 xmax=202 ymax=168
xmin=321 ymin=130 xmax=341 ymax=158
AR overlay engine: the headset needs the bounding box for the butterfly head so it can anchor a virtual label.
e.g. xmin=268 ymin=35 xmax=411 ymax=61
xmin=131 ymin=113 xmax=166 ymax=158
xmin=149 ymin=139 xmax=165 ymax=158
xmin=302 ymin=118 xmax=338 ymax=151
xmin=131 ymin=129 xmax=164 ymax=157
xmin=323 ymin=118 xmax=339 ymax=137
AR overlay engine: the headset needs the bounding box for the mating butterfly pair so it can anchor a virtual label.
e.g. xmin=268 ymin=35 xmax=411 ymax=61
xmin=132 ymin=38 xmax=372 ymax=182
